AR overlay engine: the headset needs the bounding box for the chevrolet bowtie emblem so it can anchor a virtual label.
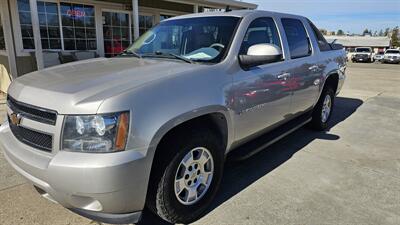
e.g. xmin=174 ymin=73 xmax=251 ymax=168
xmin=10 ymin=113 xmax=22 ymax=126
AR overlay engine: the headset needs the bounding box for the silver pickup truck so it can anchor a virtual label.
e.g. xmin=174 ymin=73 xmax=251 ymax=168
xmin=0 ymin=10 xmax=346 ymax=224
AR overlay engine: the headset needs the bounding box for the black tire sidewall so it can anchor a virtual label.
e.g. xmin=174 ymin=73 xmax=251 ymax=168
xmin=156 ymin=130 xmax=224 ymax=223
xmin=312 ymin=87 xmax=335 ymax=130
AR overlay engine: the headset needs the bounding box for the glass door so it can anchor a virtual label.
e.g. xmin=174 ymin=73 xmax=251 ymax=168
xmin=102 ymin=11 xmax=130 ymax=58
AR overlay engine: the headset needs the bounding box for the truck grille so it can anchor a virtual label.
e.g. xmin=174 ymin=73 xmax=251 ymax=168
xmin=7 ymin=96 xmax=57 ymax=125
xmin=355 ymin=54 xmax=368 ymax=58
xmin=8 ymin=116 xmax=53 ymax=152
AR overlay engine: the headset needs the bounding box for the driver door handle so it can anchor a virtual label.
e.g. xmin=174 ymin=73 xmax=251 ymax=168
xmin=277 ymin=72 xmax=291 ymax=81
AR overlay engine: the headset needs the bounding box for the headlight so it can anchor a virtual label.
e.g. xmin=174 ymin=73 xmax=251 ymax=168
xmin=62 ymin=112 xmax=129 ymax=153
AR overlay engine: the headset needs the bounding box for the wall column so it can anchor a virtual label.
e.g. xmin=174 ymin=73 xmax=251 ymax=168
xmin=29 ymin=0 xmax=44 ymax=70
xmin=132 ymin=0 xmax=139 ymax=40
xmin=194 ymin=4 xmax=199 ymax=13
xmin=1 ymin=0 xmax=18 ymax=79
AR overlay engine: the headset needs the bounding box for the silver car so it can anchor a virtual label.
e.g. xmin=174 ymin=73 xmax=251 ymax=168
xmin=0 ymin=10 xmax=346 ymax=224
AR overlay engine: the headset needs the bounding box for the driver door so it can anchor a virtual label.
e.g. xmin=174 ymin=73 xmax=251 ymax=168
xmin=231 ymin=17 xmax=292 ymax=142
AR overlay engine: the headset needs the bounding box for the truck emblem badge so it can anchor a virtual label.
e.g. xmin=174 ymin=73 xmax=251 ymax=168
xmin=10 ymin=113 xmax=22 ymax=126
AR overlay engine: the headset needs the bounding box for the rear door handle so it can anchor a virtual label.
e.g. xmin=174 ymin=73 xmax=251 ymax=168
xmin=277 ymin=72 xmax=291 ymax=81
xmin=309 ymin=65 xmax=320 ymax=72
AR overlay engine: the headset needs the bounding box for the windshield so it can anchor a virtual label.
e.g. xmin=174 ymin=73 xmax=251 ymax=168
xmin=386 ymin=50 xmax=400 ymax=54
xmin=126 ymin=16 xmax=241 ymax=63
xmin=356 ymin=48 xmax=371 ymax=53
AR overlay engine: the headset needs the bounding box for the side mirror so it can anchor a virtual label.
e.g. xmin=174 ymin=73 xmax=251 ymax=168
xmin=239 ymin=44 xmax=283 ymax=69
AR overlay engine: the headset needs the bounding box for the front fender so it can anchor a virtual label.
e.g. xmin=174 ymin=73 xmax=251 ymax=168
xmin=147 ymin=105 xmax=234 ymax=155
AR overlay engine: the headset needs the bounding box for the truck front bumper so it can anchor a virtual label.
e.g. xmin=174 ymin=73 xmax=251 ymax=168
xmin=383 ymin=58 xmax=400 ymax=63
xmin=0 ymin=122 xmax=153 ymax=224
xmin=353 ymin=57 xmax=371 ymax=62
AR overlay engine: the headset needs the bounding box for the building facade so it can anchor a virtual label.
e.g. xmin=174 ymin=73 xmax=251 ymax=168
xmin=0 ymin=0 xmax=257 ymax=93
xmin=325 ymin=35 xmax=391 ymax=54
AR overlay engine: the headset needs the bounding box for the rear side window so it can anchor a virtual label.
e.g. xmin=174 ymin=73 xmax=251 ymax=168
xmin=308 ymin=20 xmax=331 ymax=52
xmin=281 ymin=18 xmax=311 ymax=59
xmin=240 ymin=17 xmax=282 ymax=55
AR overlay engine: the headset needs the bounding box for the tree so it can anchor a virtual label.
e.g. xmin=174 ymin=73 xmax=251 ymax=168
xmin=384 ymin=28 xmax=390 ymax=37
xmin=391 ymin=26 xmax=399 ymax=48
xmin=337 ymin=29 xmax=345 ymax=36
xmin=379 ymin=29 xmax=384 ymax=36
xmin=319 ymin=29 xmax=328 ymax=35
xmin=373 ymin=31 xmax=378 ymax=36
xmin=362 ymin=28 xmax=370 ymax=36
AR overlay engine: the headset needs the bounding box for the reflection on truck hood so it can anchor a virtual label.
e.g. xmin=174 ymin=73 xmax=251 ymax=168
xmin=8 ymin=57 xmax=202 ymax=114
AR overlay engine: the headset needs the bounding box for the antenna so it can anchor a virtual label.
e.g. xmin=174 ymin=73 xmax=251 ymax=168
xmin=225 ymin=5 xmax=232 ymax=12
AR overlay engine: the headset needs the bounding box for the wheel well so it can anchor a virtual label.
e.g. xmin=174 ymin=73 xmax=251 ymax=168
xmin=145 ymin=113 xmax=228 ymax=204
xmin=156 ymin=113 xmax=228 ymax=157
xmin=324 ymin=73 xmax=339 ymax=93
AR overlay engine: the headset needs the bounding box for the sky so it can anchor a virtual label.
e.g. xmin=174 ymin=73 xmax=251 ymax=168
xmin=245 ymin=0 xmax=400 ymax=34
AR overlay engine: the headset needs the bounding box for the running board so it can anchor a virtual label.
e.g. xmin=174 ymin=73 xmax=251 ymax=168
xmin=228 ymin=113 xmax=312 ymax=161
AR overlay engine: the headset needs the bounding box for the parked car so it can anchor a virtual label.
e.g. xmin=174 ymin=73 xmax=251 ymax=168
xmin=383 ymin=49 xmax=400 ymax=64
xmin=0 ymin=10 xmax=346 ymax=224
xmin=374 ymin=52 xmax=385 ymax=62
xmin=352 ymin=47 xmax=374 ymax=63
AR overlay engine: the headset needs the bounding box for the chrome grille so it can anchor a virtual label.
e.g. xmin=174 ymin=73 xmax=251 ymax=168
xmin=8 ymin=116 xmax=53 ymax=152
xmin=7 ymin=95 xmax=57 ymax=125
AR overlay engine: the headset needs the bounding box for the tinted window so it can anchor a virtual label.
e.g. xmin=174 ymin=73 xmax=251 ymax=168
xmin=240 ymin=17 xmax=282 ymax=55
xmin=282 ymin=18 xmax=311 ymax=59
xmin=308 ymin=20 xmax=331 ymax=51
xmin=386 ymin=50 xmax=400 ymax=54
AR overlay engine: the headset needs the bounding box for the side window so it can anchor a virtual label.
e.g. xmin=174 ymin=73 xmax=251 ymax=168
xmin=308 ymin=20 xmax=331 ymax=52
xmin=281 ymin=18 xmax=311 ymax=59
xmin=240 ymin=17 xmax=282 ymax=55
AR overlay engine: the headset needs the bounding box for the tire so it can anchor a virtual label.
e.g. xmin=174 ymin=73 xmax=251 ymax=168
xmin=146 ymin=127 xmax=224 ymax=224
xmin=310 ymin=87 xmax=335 ymax=131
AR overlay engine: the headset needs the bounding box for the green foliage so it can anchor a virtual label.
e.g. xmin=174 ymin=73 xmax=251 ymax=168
xmin=391 ymin=26 xmax=399 ymax=48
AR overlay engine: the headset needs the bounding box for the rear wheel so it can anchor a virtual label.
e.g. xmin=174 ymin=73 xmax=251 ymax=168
xmin=310 ymin=87 xmax=335 ymax=131
xmin=146 ymin=128 xmax=224 ymax=224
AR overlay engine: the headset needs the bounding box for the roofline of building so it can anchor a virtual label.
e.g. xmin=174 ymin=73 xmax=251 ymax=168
xmin=164 ymin=0 xmax=258 ymax=9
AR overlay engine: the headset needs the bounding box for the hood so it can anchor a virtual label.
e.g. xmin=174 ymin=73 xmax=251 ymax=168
xmin=8 ymin=57 xmax=204 ymax=114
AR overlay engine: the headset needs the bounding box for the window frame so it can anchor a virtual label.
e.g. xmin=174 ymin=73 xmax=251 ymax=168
xmin=15 ymin=0 xmax=98 ymax=52
xmin=307 ymin=19 xmax=331 ymax=52
xmin=38 ymin=1 xmax=62 ymax=50
xmin=281 ymin=17 xmax=313 ymax=59
xmin=59 ymin=2 xmax=97 ymax=51
xmin=238 ymin=16 xmax=285 ymax=66
xmin=101 ymin=9 xmax=132 ymax=58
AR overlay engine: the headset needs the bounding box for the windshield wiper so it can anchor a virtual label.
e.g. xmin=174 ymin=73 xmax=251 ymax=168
xmin=119 ymin=50 xmax=142 ymax=58
xmin=143 ymin=51 xmax=194 ymax=64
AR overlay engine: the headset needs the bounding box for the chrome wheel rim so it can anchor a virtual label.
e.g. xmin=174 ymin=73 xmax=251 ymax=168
xmin=174 ymin=147 xmax=214 ymax=205
xmin=321 ymin=95 xmax=332 ymax=123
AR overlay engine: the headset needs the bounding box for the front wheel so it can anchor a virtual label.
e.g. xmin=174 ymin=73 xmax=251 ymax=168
xmin=310 ymin=87 xmax=335 ymax=131
xmin=147 ymin=128 xmax=224 ymax=224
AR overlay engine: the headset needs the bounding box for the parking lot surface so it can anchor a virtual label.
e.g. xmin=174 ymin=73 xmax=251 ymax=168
xmin=0 ymin=63 xmax=399 ymax=225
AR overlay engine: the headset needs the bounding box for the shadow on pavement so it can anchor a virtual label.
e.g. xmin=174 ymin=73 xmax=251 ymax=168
xmin=136 ymin=97 xmax=363 ymax=225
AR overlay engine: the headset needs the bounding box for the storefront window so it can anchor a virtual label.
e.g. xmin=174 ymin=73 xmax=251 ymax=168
xmin=139 ymin=15 xmax=154 ymax=36
xmin=0 ymin=11 xmax=5 ymax=50
xmin=17 ymin=0 xmax=35 ymax=49
xmin=160 ymin=14 xmax=173 ymax=21
xmin=38 ymin=1 xmax=61 ymax=49
xmin=103 ymin=12 xmax=130 ymax=58
xmin=60 ymin=3 xmax=96 ymax=50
